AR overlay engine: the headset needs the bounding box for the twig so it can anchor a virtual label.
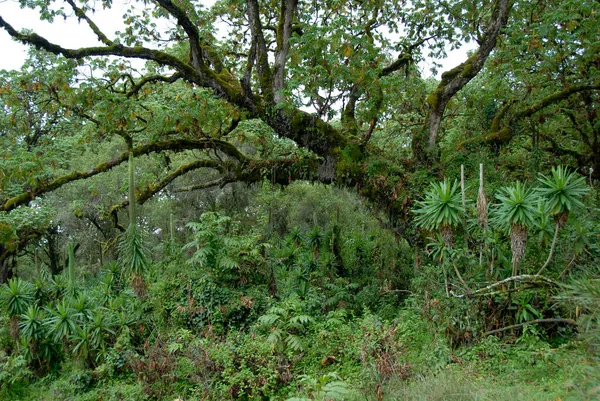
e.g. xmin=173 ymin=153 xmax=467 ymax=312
xmin=451 ymin=274 xmax=562 ymax=298
xmin=483 ymin=318 xmax=577 ymax=336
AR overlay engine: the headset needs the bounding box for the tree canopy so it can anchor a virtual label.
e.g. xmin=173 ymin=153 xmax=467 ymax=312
xmin=1 ymin=0 xmax=599 ymax=280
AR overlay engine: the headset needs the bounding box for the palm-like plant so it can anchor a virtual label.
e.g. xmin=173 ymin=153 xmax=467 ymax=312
xmin=19 ymin=304 xmax=46 ymax=357
xmin=119 ymin=224 xmax=150 ymax=298
xmin=257 ymin=299 xmax=314 ymax=353
xmin=413 ymin=178 xmax=464 ymax=246
xmin=307 ymin=226 xmax=324 ymax=261
xmin=535 ymin=166 xmax=589 ymax=275
xmin=119 ymin=152 xmax=150 ymax=298
xmin=288 ymin=228 xmax=304 ymax=249
xmin=71 ymin=291 xmax=94 ymax=322
xmin=44 ymin=298 xmax=78 ymax=343
xmin=71 ymin=324 xmax=93 ymax=365
xmin=492 ymin=181 xmax=537 ymax=277
xmin=1 ymin=278 xmax=34 ymax=342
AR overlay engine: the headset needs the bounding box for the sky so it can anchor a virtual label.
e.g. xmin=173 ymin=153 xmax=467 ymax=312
xmin=0 ymin=0 xmax=132 ymax=71
xmin=0 ymin=0 xmax=473 ymax=76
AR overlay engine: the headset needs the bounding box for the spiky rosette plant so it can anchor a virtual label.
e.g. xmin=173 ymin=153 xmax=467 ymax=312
xmin=535 ymin=165 xmax=589 ymax=275
xmin=413 ymin=178 xmax=464 ymax=247
xmin=1 ymin=277 xmax=34 ymax=343
xmin=19 ymin=304 xmax=46 ymax=356
xmin=119 ymin=224 xmax=150 ymax=298
xmin=492 ymin=181 xmax=537 ymax=277
xmin=119 ymin=152 xmax=150 ymax=298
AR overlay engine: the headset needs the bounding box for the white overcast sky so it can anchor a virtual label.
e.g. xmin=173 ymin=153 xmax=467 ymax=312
xmin=0 ymin=0 xmax=472 ymax=76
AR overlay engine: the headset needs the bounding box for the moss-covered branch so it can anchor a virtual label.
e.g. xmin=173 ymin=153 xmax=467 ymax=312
xmin=272 ymin=0 xmax=298 ymax=103
xmin=420 ymin=0 xmax=512 ymax=158
xmin=65 ymin=0 xmax=114 ymax=46
xmin=461 ymin=84 xmax=600 ymax=147
xmin=1 ymin=138 xmax=248 ymax=213
xmin=108 ymin=159 xmax=222 ymax=215
xmin=155 ymin=0 xmax=205 ymax=71
xmin=246 ymin=0 xmax=274 ymax=103
xmin=0 ymin=16 xmax=201 ymax=81
xmin=126 ymin=73 xmax=183 ymax=98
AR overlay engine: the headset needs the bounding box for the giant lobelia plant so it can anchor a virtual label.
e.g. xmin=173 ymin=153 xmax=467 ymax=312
xmin=119 ymin=152 xmax=150 ymax=298
xmin=1 ymin=277 xmax=34 ymax=343
xmin=413 ymin=178 xmax=464 ymax=247
xmin=491 ymin=181 xmax=538 ymax=277
xmin=535 ymin=166 xmax=589 ymax=276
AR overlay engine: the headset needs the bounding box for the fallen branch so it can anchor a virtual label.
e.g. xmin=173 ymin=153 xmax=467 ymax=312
xmin=483 ymin=318 xmax=577 ymax=336
xmin=451 ymin=274 xmax=562 ymax=298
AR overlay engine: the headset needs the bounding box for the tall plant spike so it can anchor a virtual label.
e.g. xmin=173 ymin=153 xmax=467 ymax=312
xmin=477 ymin=164 xmax=488 ymax=271
xmin=67 ymin=241 xmax=75 ymax=291
xmin=169 ymin=213 xmax=175 ymax=243
xmin=461 ymin=164 xmax=466 ymax=209
xmin=477 ymin=164 xmax=488 ymax=229
xmin=128 ymin=151 xmax=136 ymax=227
xmin=120 ymin=151 xmax=149 ymax=298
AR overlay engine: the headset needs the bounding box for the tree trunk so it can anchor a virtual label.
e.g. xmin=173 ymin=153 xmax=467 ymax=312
xmin=46 ymin=225 xmax=62 ymax=275
xmin=0 ymin=244 xmax=14 ymax=284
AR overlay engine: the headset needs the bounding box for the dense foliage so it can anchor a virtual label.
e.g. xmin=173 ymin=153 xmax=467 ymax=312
xmin=0 ymin=0 xmax=599 ymax=399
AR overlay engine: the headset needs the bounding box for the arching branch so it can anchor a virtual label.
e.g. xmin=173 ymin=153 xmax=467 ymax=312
xmin=107 ymin=159 xmax=222 ymax=214
xmin=462 ymin=84 xmax=600 ymax=147
xmin=65 ymin=0 xmax=114 ymax=46
xmin=0 ymin=16 xmax=200 ymax=81
xmin=1 ymin=138 xmax=249 ymax=212
xmin=126 ymin=72 xmax=183 ymax=97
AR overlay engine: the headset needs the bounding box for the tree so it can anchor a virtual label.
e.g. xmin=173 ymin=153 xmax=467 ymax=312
xmin=0 ymin=0 xmax=598 ymax=281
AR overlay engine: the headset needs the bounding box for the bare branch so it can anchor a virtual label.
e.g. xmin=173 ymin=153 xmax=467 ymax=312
xmin=65 ymin=0 xmax=114 ymax=46
xmin=483 ymin=318 xmax=577 ymax=337
xmin=174 ymin=177 xmax=230 ymax=192
xmin=127 ymin=72 xmax=183 ymax=97
xmin=451 ymin=274 xmax=562 ymax=298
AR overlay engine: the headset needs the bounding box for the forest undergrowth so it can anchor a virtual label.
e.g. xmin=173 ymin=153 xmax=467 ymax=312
xmin=2 ymin=179 xmax=599 ymax=401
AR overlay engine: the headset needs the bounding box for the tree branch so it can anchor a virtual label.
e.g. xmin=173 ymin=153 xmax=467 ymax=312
xmin=1 ymin=138 xmax=248 ymax=212
xmin=0 ymin=16 xmax=201 ymax=81
xmin=154 ymin=0 xmax=205 ymax=71
xmin=423 ymin=0 xmax=512 ymax=155
xmin=107 ymin=159 xmax=221 ymax=214
xmin=451 ymin=274 xmax=562 ymax=298
xmin=272 ymin=0 xmax=298 ymax=103
xmin=65 ymin=0 xmax=114 ymax=46
xmin=126 ymin=72 xmax=183 ymax=97
xmin=464 ymin=84 xmax=600 ymax=147
xmin=483 ymin=318 xmax=577 ymax=337
xmin=174 ymin=177 xmax=230 ymax=192
xmin=246 ymin=0 xmax=274 ymax=102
